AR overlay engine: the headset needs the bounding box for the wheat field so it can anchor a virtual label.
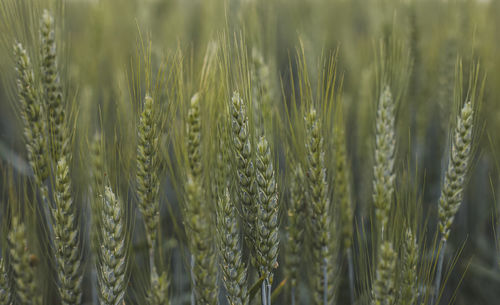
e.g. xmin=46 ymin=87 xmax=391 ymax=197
xmin=0 ymin=0 xmax=499 ymax=305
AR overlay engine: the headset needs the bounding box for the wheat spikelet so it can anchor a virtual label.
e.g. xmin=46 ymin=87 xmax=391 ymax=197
xmin=399 ymin=229 xmax=418 ymax=305
xmin=438 ymin=101 xmax=473 ymax=241
xmin=98 ymin=186 xmax=128 ymax=305
xmin=372 ymin=241 xmax=396 ymax=305
xmin=304 ymin=107 xmax=333 ymax=305
xmin=13 ymin=42 xmax=49 ymax=199
xmin=0 ymin=258 xmax=10 ymax=305
xmin=51 ymin=156 xmax=83 ymax=305
xmin=8 ymin=217 xmax=41 ymax=305
xmin=184 ymin=175 xmax=218 ymax=305
xmin=373 ymin=86 xmax=396 ymax=239
xmin=136 ymin=94 xmax=160 ymax=250
xmin=216 ymin=188 xmax=249 ymax=305
xmin=230 ymin=92 xmax=257 ymax=247
xmin=286 ymin=165 xmax=306 ymax=304
xmin=40 ymin=10 xmax=67 ymax=162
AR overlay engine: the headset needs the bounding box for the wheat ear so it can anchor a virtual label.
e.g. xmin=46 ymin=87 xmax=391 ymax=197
xmin=286 ymin=165 xmax=306 ymax=305
xmin=136 ymin=94 xmax=160 ymax=250
xmin=434 ymin=100 xmax=474 ymax=303
xmin=373 ymin=86 xmax=396 ymax=240
xmin=52 ymin=156 xmax=84 ymax=304
xmin=184 ymin=175 xmax=218 ymax=305
xmin=8 ymin=217 xmax=41 ymax=305
xmin=399 ymin=229 xmax=418 ymax=305
xmin=148 ymin=268 xmax=170 ymax=305
xmin=230 ymin=92 xmax=257 ymax=248
xmin=40 ymin=10 xmax=67 ymax=162
xmin=0 ymin=258 xmax=10 ymax=305
xmin=255 ymin=136 xmax=279 ymax=304
xmin=371 ymin=241 xmax=396 ymax=305
xmin=333 ymin=116 xmax=355 ymax=303
xmin=185 ymin=93 xmax=218 ymax=304
xmin=216 ymin=188 xmax=249 ymax=305
xmin=305 ymin=107 xmax=333 ymax=305
xmin=438 ymin=101 xmax=473 ymax=241
xmin=98 ymin=186 xmax=128 ymax=305
xmin=13 ymin=42 xmax=49 ymax=200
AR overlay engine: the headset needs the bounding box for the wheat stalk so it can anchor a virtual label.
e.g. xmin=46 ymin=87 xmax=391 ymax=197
xmin=372 ymin=241 xmax=396 ymax=305
xmin=8 ymin=217 xmax=41 ymax=305
xmin=0 ymin=258 xmax=10 ymax=305
xmin=304 ymin=107 xmax=333 ymax=305
xmin=97 ymin=186 xmax=128 ymax=305
xmin=51 ymin=156 xmax=83 ymax=305
xmin=216 ymin=188 xmax=249 ymax=305
xmin=373 ymin=86 xmax=396 ymax=240
xmin=40 ymin=10 xmax=67 ymax=162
